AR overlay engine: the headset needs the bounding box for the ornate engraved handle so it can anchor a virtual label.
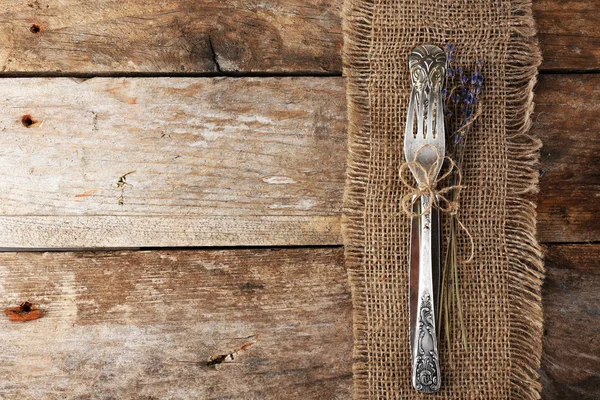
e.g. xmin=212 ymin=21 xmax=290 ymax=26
xmin=409 ymin=195 xmax=441 ymax=393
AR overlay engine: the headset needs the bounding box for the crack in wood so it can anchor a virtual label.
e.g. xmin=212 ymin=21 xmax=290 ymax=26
xmin=208 ymin=35 xmax=223 ymax=74
xmin=116 ymin=170 xmax=136 ymax=206
xmin=207 ymin=342 xmax=255 ymax=367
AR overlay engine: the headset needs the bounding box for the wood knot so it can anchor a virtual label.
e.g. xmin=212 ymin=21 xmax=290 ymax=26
xmin=30 ymin=24 xmax=41 ymax=34
xmin=5 ymin=301 xmax=43 ymax=322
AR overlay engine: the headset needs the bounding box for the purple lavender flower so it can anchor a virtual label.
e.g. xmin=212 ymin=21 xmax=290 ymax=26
xmin=465 ymin=92 xmax=474 ymax=104
xmin=443 ymin=46 xmax=484 ymax=157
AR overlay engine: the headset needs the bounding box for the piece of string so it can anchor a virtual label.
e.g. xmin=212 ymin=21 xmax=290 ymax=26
xmin=399 ymin=144 xmax=474 ymax=263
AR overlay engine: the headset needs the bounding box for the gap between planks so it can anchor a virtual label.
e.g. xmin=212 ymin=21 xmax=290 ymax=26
xmin=0 ymin=244 xmax=344 ymax=253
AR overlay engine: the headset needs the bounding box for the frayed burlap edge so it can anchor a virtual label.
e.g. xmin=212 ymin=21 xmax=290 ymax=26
xmin=505 ymin=1 xmax=544 ymax=399
xmin=340 ymin=0 xmax=545 ymax=398
xmin=341 ymin=0 xmax=374 ymax=398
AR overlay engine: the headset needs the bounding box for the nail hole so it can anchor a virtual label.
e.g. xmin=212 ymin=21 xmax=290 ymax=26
xmin=30 ymin=24 xmax=41 ymax=34
xmin=21 ymin=114 xmax=35 ymax=127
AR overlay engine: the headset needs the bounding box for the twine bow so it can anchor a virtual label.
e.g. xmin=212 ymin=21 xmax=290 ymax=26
xmin=399 ymin=145 xmax=474 ymax=263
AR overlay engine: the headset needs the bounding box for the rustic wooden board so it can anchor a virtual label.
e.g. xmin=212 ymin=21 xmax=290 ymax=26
xmin=0 ymin=77 xmax=346 ymax=247
xmin=0 ymin=247 xmax=353 ymax=399
xmin=0 ymin=0 xmax=343 ymax=74
xmin=541 ymin=244 xmax=600 ymax=400
xmin=0 ymin=216 xmax=342 ymax=248
xmin=0 ymin=245 xmax=594 ymax=399
xmin=0 ymin=74 xmax=593 ymax=247
xmin=534 ymin=0 xmax=600 ymax=71
xmin=0 ymin=0 xmax=594 ymax=74
xmin=534 ymin=74 xmax=600 ymax=243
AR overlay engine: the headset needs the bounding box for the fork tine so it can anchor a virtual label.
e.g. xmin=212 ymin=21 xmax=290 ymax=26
xmin=417 ymin=85 xmax=425 ymax=139
xmin=436 ymin=89 xmax=445 ymax=142
xmin=405 ymin=86 xmax=417 ymax=144
xmin=427 ymin=87 xmax=434 ymax=139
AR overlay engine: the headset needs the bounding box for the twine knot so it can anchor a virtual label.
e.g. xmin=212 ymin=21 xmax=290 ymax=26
xmin=399 ymin=145 xmax=474 ymax=263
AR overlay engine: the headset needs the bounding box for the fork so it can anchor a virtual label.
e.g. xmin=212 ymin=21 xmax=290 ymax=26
xmin=404 ymin=44 xmax=447 ymax=394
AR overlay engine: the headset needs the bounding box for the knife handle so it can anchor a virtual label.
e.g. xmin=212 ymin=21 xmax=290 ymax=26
xmin=410 ymin=194 xmax=441 ymax=393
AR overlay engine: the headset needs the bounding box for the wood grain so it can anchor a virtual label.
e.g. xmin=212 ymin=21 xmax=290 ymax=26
xmin=0 ymin=247 xmax=353 ymax=399
xmin=0 ymin=216 xmax=341 ymax=248
xmin=534 ymin=74 xmax=600 ymax=243
xmin=0 ymin=244 xmax=595 ymax=399
xmin=0 ymin=0 xmax=594 ymax=74
xmin=0 ymin=0 xmax=343 ymax=74
xmin=0 ymin=74 xmax=595 ymax=246
xmin=541 ymin=244 xmax=600 ymax=400
xmin=0 ymin=77 xmax=346 ymax=247
xmin=534 ymin=0 xmax=600 ymax=71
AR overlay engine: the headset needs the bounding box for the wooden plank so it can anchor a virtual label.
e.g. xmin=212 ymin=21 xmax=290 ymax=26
xmin=0 ymin=74 xmax=594 ymax=247
xmin=0 ymin=244 xmax=595 ymax=399
xmin=0 ymin=0 xmax=595 ymax=74
xmin=0 ymin=0 xmax=343 ymax=74
xmin=0 ymin=247 xmax=353 ymax=399
xmin=0 ymin=216 xmax=341 ymax=248
xmin=541 ymin=244 xmax=600 ymax=400
xmin=534 ymin=74 xmax=600 ymax=243
xmin=0 ymin=77 xmax=346 ymax=247
xmin=534 ymin=0 xmax=600 ymax=71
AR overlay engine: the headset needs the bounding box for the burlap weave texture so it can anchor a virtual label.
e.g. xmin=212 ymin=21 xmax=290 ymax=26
xmin=342 ymin=1 xmax=544 ymax=399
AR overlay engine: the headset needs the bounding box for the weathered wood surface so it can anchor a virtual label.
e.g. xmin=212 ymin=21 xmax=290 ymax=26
xmin=0 ymin=245 xmax=594 ymax=399
xmin=0 ymin=77 xmax=346 ymax=247
xmin=541 ymin=244 xmax=600 ymax=400
xmin=0 ymin=74 xmax=594 ymax=247
xmin=0 ymin=248 xmax=353 ymax=399
xmin=0 ymin=0 xmax=594 ymax=74
xmin=0 ymin=216 xmax=342 ymax=248
xmin=534 ymin=74 xmax=600 ymax=243
xmin=533 ymin=0 xmax=600 ymax=71
xmin=0 ymin=0 xmax=343 ymax=74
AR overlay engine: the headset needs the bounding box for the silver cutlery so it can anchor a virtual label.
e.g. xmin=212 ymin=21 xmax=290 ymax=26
xmin=404 ymin=44 xmax=447 ymax=394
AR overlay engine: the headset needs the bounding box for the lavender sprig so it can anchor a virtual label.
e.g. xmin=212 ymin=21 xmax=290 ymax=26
xmin=438 ymin=43 xmax=484 ymax=353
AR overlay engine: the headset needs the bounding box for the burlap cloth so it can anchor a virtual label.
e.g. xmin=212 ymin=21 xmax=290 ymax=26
xmin=341 ymin=0 xmax=545 ymax=398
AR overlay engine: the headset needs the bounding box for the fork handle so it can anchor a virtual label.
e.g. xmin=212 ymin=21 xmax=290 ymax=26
xmin=409 ymin=194 xmax=441 ymax=393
